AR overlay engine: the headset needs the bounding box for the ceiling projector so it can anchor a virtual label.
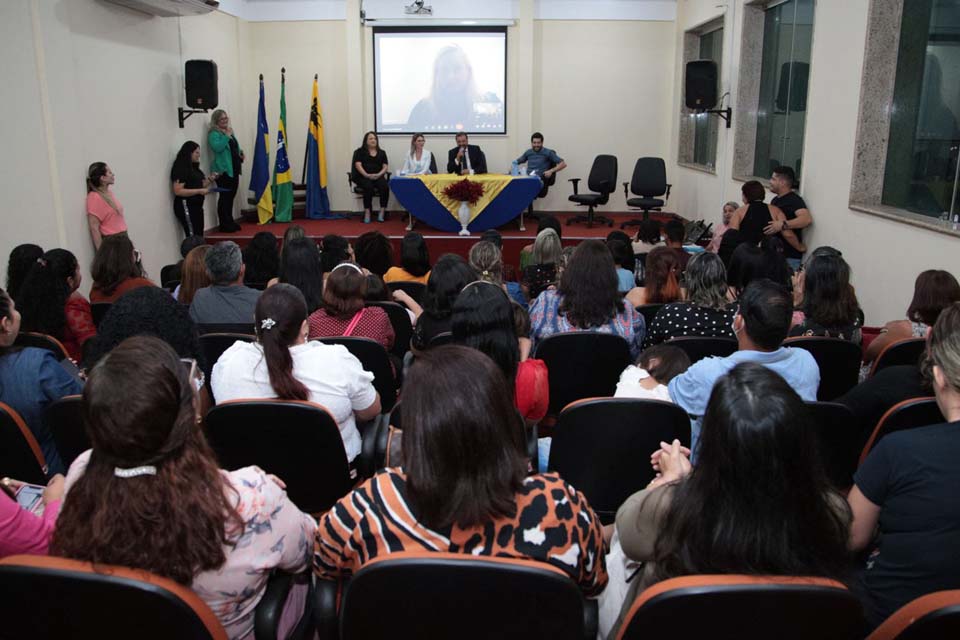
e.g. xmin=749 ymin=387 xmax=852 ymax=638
xmin=404 ymin=1 xmax=433 ymax=15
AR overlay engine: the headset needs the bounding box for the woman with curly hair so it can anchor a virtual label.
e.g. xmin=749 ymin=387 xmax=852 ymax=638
xmin=89 ymin=233 xmax=155 ymax=303
xmin=628 ymin=246 xmax=682 ymax=307
xmin=53 ymin=335 xmax=315 ymax=638
xmin=18 ymin=248 xmax=97 ymax=361
xmin=241 ymin=231 xmax=279 ymax=287
xmin=530 ymin=239 xmax=646 ymax=358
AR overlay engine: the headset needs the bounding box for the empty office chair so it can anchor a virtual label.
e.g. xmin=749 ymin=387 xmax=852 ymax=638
xmin=618 ymin=575 xmax=864 ymax=640
xmin=0 ymin=555 xmax=228 ymax=640
xmin=365 ymin=301 xmax=413 ymax=360
xmin=91 ymin=302 xmax=112 ymax=329
xmin=783 ymin=337 xmax=861 ymax=401
xmin=859 ymin=397 xmax=943 ymax=465
xmin=199 ymin=333 xmax=256 ymax=400
xmin=315 ymin=552 xmax=598 ymax=640
xmin=866 ymin=589 xmax=960 ymax=640
xmin=205 ymin=399 xmax=354 ymax=515
xmin=568 ymin=155 xmax=618 ymax=228
xmin=805 ymin=401 xmax=860 ymax=489
xmin=635 ymin=303 xmax=664 ymax=329
xmin=47 ymin=395 xmax=87 ymax=470
xmin=316 ymin=336 xmax=398 ymax=413
xmin=549 ymin=398 xmax=690 ymax=524
xmin=13 ymin=331 xmax=69 ymax=361
xmin=870 ymin=337 xmax=926 ymax=377
xmin=621 ymin=157 xmax=672 ymax=229
xmin=666 ymin=336 xmax=738 ymax=364
xmin=386 ymin=281 xmax=426 ymax=306
xmin=533 ymin=332 xmax=632 ymax=417
xmin=0 ymin=402 xmax=48 ymax=484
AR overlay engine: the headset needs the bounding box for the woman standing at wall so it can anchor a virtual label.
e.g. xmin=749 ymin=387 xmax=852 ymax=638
xmin=207 ymin=110 xmax=243 ymax=233
xmin=85 ymin=162 xmax=128 ymax=249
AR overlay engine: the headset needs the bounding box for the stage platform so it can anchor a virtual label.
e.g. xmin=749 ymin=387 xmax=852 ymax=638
xmin=204 ymin=211 xmax=678 ymax=272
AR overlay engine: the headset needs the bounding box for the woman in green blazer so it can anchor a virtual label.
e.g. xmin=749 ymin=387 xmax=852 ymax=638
xmin=207 ymin=109 xmax=244 ymax=232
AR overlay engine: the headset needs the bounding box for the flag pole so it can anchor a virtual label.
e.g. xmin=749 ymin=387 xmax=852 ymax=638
xmin=302 ymin=73 xmax=316 ymax=186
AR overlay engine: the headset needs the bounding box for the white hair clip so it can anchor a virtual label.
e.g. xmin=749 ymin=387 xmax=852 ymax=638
xmin=114 ymin=465 xmax=157 ymax=478
xmin=260 ymin=318 xmax=276 ymax=330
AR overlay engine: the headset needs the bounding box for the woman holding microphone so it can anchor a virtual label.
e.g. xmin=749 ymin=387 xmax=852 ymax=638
xmin=207 ymin=110 xmax=243 ymax=233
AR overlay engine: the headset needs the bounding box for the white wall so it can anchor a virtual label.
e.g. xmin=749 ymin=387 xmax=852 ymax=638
xmin=668 ymin=0 xmax=959 ymax=322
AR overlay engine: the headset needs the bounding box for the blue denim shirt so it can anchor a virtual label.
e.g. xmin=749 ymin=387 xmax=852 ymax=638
xmin=515 ymin=147 xmax=563 ymax=176
xmin=0 ymin=347 xmax=84 ymax=476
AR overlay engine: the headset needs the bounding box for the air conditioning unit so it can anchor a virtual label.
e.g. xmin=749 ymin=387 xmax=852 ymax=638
xmin=103 ymin=0 xmax=219 ymax=17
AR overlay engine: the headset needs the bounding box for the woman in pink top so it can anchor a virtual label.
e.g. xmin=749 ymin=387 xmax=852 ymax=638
xmin=86 ymin=162 xmax=128 ymax=249
xmin=0 ymin=474 xmax=64 ymax=557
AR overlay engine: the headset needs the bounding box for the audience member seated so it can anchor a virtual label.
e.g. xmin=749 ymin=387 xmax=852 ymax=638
xmin=174 ymin=245 xmax=211 ymax=306
xmin=705 ymin=201 xmax=738 ymax=254
xmin=521 ymin=229 xmax=562 ymax=300
xmin=643 ymin=252 xmax=735 ymax=348
xmin=53 ymin=336 xmax=315 ymax=639
xmin=83 ymin=285 xmax=203 ymax=370
xmin=281 ymin=223 xmax=306 ymax=247
xmin=241 ymin=231 xmax=279 ymax=287
xmin=728 ymin=180 xmax=805 ymax=255
xmin=213 ymin=285 xmax=381 ymax=467
xmin=601 ymin=363 xmax=850 ymax=637
xmin=89 ymin=233 xmax=155 ymax=304
xmin=268 ymin=238 xmax=324 ymax=314
xmin=530 ymin=239 xmax=646 ymax=359
xmin=663 ymin=219 xmax=691 ymax=272
xmin=411 ymin=255 xmax=476 ymax=351
xmin=0 ymin=474 xmax=64 ymax=557
xmin=189 ymin=241 xmax=261 ymax=326
xmin=18 ymin=249 xmax=96 ymax=362
xmin=726 ymin=243 xmax=791 ymax=300
xmin=614 ymin=344 xmax=691 ymax=401
xmin=5 ymin=244 xmax=43 ymax=305
xmin=384 ymin=232 xmax=431 ymax=284
xmin=308 ymin=263 xmax=394 ymax=351
xmin=863 ymin=269 xmax=960 ymax=366
xmin=519 ymin=215 xmax=562 ymax=270
xmin=608 ymin=238 xmax=637 ymax=294
xmin=453 ymin=282 xmax=549 ymax=424
xmin=667 ymin=279 xmax=819 ymax=452
xmin=469 ymin=240 xmax=526 ymax=308
xmin=314 ymin=345 xmax=607 ymax=595
xmin=789 ymin=248 xmax=863 ymax=343
xmin=627 ymin=246 xmax=682 ymax=308
xmin=365 ymin=274 xmax=421 ymax=325
xmin=631 ymin=219 xmax=663 ymax=255
xmin=400 ymin=132 xmax=437 ymax=175
xmin=319 ymin=234 xmax=353 ymax=278
xmin=0 ymin=288 xmax=83 ymax=477
xmin=354 ymin=230 xmax=394 ymax=278
xmin=168 ymin=236 xmax=206 ymax=286
xmin=847 ymin=302 xmax=960 ymax=629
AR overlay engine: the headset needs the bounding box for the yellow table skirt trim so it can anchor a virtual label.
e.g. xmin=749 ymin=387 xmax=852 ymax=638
xmin=416 ymin=173 xmax=517 ymax=224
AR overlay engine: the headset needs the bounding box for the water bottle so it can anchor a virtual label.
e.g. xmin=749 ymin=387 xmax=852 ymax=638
xmin=510 ymin=161 xmax=520 ymax=176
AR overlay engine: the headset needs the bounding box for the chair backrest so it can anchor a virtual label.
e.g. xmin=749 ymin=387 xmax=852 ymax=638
xmin=386 ymin=281 xmax=426 ymax=305
xmin=630 ymin=157 xmax=668 ymax=198
xmin=871 ymin=337 xmax=926 ymax=377
xmin=316 ymin=337 xmax=397 ymax=412
xmin=196 ymin=323 xmax=256 ymax=336
xmin=91 ymin=302 xmax=113 ymax=329
xmin=859 ymin=397 xmax=944 ymax=465
xmin=635 ymin=303 xmax=663 ymax=329
xmin=47 ymin=395 xmax=87 ymax=471
xmin=804 ymin=401 xmax=860 ymax=489
xmin=665 ymin=336 xmax=738 ymax=364
xmin=533 ymin=332 xmax=632 ymax=416
xmin=782 ymin=337 xmax=862 ymax=401
xmin=549 ymin=398 xmax=690 ymax=523
xmin=0 ymin=555 xmax=227 ymax=640
xmin=199 ymin=333 xmax=256 ymax=400
xmin=205 ymin=399 xmax=353 ymax=515
xmin=587 ymin=154 xmax=618 ymax=197
xmin=160 ymin=263 xmax=180 ymax=289
xmin=364 ymin=301 xmax=412 ymax=360
xmin=618 ymin=575 xmax=864 ymax=640
xmin=866 ymin=589 xmax=960 ymax=640
xmin=334 ymin=552 xmax=594 ymax=640
xmin=0 ymin=402 xmax=48 ymax=484
xmin=13 ymin=331 xmax=69 ymax=361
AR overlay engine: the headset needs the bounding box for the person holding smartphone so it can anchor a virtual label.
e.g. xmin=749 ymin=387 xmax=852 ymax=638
xmin=170 ymin=141 xmax=217 ymax=238
xmin=0 ymin=474 xmax=64 ymax=557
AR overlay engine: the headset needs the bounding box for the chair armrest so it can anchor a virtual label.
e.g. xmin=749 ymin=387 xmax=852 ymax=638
xmin=623 ymin=181 xmax=630 ymax=200
xmin=568 ymin=177 xmax=581 ymax=195
xmin=254 ymin=570 xmax=310 ymax=640
xmin=314 ymin=578 xmax=341 ymax=640
xmin=583 ymin=598 xmax=599 ymax=640
xmin=665 ymin=183 xmax=672 ymax=201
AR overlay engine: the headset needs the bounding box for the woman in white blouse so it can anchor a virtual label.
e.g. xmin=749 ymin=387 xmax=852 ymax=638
xmin=400 ymin=133 xmax=437 ymax=176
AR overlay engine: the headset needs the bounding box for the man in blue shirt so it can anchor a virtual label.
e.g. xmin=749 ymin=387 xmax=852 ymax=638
xmin=669 ymin=279 xmax=820 ymax=455
xmin=515 ymin=132 xmax=567 ymax=181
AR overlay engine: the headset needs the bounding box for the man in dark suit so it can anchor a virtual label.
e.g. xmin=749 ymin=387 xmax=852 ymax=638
xmin=446 ymin=132 xmax=487 ymax=175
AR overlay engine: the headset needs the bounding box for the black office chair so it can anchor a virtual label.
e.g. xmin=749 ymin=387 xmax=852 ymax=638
xmin=0 ymin=402 xmax=49 ymax=484
xmin=568 ymin=155 xmax=618 ymax=228
xmin=859 ymin=397 xmax=943 ymax=465
xmin=666 ymin=336 xmax=738 ymax=364
xmin=47 ymin=395 xmax=87 ymax=470
xmin=635 ymin=304 xmax=664 ymax=329
xmin=621 ymin=157 xmax=672 ymax=229
xmin=13 ymin=332 xmax=69 ymax=361
xmin=805 ymin=401 xmax=860 ymax=489
xmin=347 ymin=170 xmax=391 ymax=221
xmin=533 ymin=332 xmax=632 ymax=417
xmin=364 ymin=301 xmax=413 ymax=360
xmin=91 ymin=303 xmax=113 ymax=329
xmin=196 ymin=323 xmax=256 ymax=336
xmin=870 ymin=337 xmax=926 ymax=377
xmin=315 ymin=337 xmax=398 ymax=413
xmin=549 ymin=398 xmax=690 ymax=524
xmin=386 ymin=281 xmax=426 ymax=306
xmin=783 ymin=337 xmax=861 ymax=401
xmin=199 ymin=333 xmax=256 ymax=402
xmin=159 ymin=263 xmax=180 ymax=290
xmin=866 ymin=590 xmax=960 ymax=640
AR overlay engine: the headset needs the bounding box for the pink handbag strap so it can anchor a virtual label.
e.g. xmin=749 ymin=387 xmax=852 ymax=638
xmin=343 ymin=308 xmax=365 ymax=337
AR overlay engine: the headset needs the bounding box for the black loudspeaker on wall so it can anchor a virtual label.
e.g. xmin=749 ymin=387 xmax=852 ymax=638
xmin=685 ymin=60 xmax=718 ymax=110
xmin=185 ymin=60 xmax=218 ymax=109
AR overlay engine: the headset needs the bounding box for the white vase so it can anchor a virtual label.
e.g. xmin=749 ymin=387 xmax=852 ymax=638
xmin=457 ymin=201 xmax=471 ymax=236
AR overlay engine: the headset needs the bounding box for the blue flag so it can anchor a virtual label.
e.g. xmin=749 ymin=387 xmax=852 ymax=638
xmin=305 ymin=76 xmax=337 ymax=219
xmin=249 ymin=77 xmax=273 ymax=224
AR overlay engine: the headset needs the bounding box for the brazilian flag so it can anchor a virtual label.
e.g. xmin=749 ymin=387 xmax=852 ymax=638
xmin=272 ymin=71 xmax=294 ymax=223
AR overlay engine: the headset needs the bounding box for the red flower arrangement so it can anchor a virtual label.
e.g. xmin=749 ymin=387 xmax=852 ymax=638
xmin=443 ymin=178 xmax=485 ymax=205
